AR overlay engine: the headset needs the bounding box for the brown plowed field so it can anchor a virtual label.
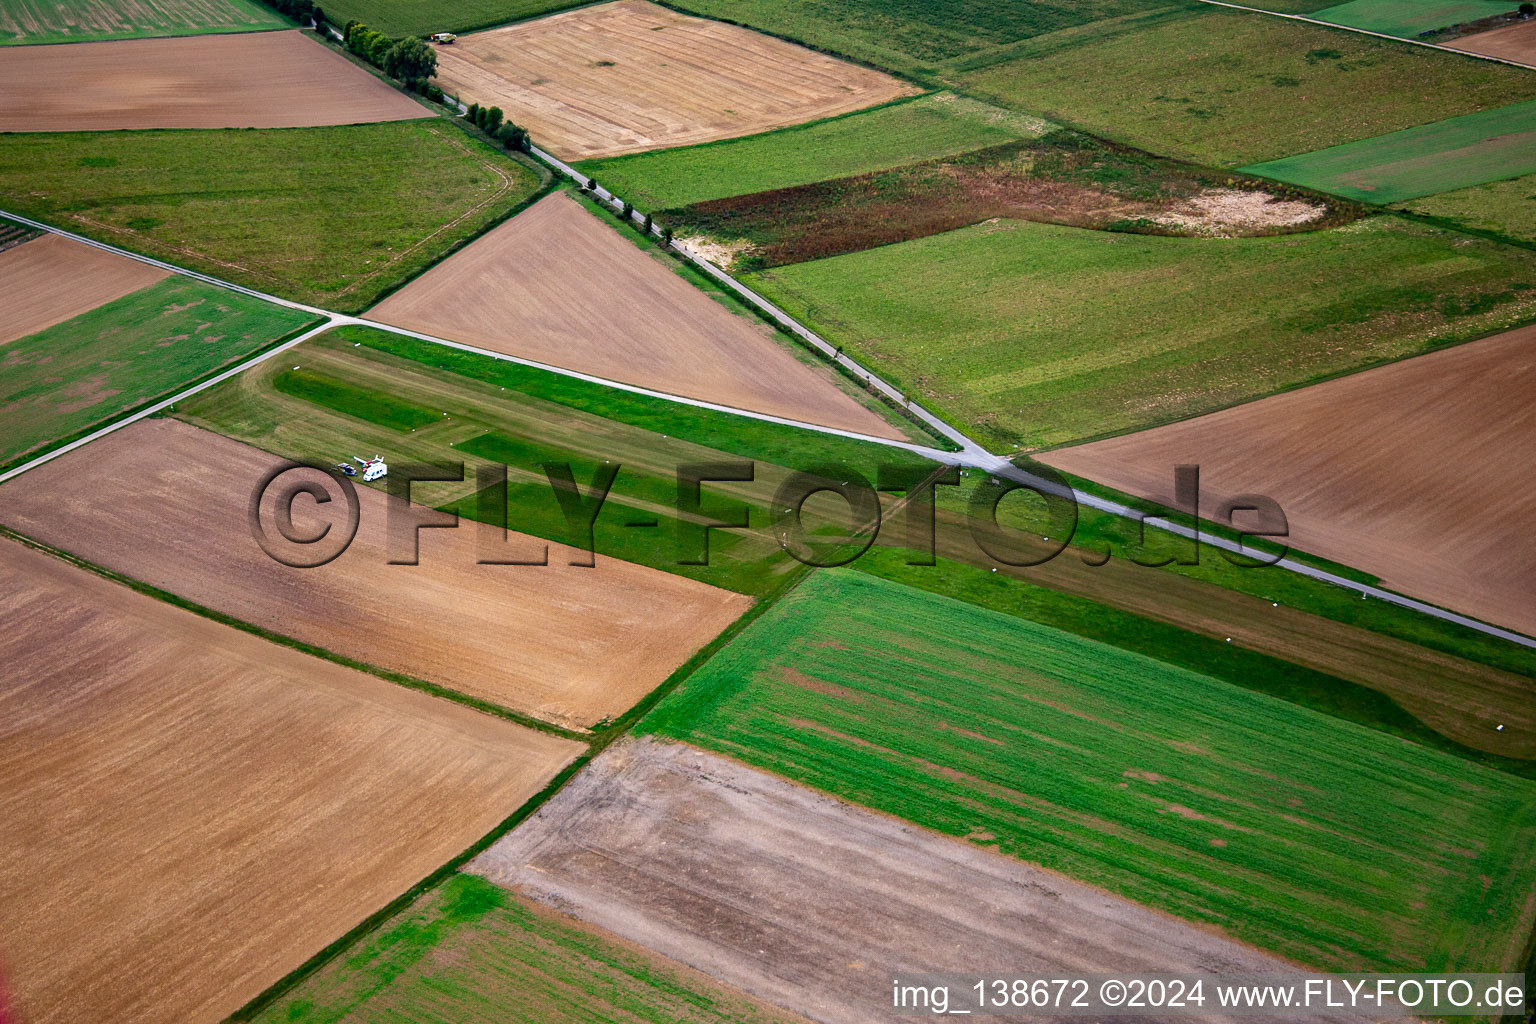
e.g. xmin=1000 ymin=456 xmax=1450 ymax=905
xmin=0 ymin=418 xmax=749 ymax=728
xmin=1041 ymin=325 xmax=1536 ymax=638
xmin=368 ymin=192 xmax=907 ymax=440
xmin=1447 ymin=19 xmax=1536 ymax=63
xmin=430 ymin=0 xmax=917 ymax=160
xmin=0 ymin=537 xmax=580 ymax=1024
xmin=0 ymin=30 xmax=429 ymax=131
xmin=472 ymin=738 xmax=1384 ymax=1024
xmin=0 ymin=232 xmax=168 ymax=344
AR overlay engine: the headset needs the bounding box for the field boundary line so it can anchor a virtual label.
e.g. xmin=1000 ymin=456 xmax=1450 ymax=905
xmin=1193 ymin=0 xmax=1536 ymax=71
xmin=4 ymin=205 xmax=1533 ymax=649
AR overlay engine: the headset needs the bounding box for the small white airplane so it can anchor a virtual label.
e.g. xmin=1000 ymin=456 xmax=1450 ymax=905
xmin=354 ymin=455 xmax=388 ymax=482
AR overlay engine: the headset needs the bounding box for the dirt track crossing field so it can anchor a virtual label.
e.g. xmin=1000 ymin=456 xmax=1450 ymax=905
xmin=1041 ymin=325 xmax=1536 ymax=638
xmin=0 ymin=537 xmax=581 ymax=1024
xmin=471 ymin=738 xmax=1385 ymax=1024
xmin=0 ymin=232 xmax=167 ymax=344
xmin=369 ymin=192 xmax=907 ymax=439
xmin=431 ymin=0 xmax=918 ymax=160
xmin=0 ymin=30 xmax=430 ymax=131
xmin=0 ymin=418 xmax=750 ymax=729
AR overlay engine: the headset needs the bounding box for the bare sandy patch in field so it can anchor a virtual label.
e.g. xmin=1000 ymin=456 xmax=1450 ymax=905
xmin=1041 ymin=324 xmax=1536 ymax=637
xmin=368 ymin=192 xmax=906 ymax=439
xmin=431 ymin=0 xmax=918 ymax=160
xmin=0 ymin=30 xmax=429 ymax=131
xmin=1446 ymin=18 xmax=1536 ymax=64
xmin=0 ymin=537 xmax=580 ymax=1024
xmin=472 ymin=738 xmax=1383 ymax=1024
xmin=0 ymin=232 xmax=168 ymax=344
xmin=1154 ymin=188 xmax=1324 ymax=235
xmin=0 ymin=418 xmax=749 ymax=728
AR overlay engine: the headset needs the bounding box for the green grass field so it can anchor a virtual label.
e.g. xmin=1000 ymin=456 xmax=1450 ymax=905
xmin=958 ymin=6 xmax=1536 ymax=167
xmin=252 ymin=873 xmax=801 ymax=1024
xmin=745 ymin=214 xmax=1536 ymax=449
xmin=0 ymin=0 xmax=285 ymax=45
xmin=1403 ymin=170 xmax=1536 ymax=244
xmin=1310 ymin=0 xmax=1517 ymax=38
xmin=316 ymin=0 xmax=574 ymax=36
xmin=668 ymin=0 xmax=1187 ymax=77
xmin=577 ymin=93 xmax=1049 ymax=210
xmin=1244 ymin=98 xmax=1536 ymax=203
xmin=641 ymin=570 xmax=1536 ymax=973
xmin=175 ymin=325 xmax=928 ymax=595
xmin=0 ymin=121 xmax=544 ymax=313
xmin=0 ymin=276 xmax=315 ymax=467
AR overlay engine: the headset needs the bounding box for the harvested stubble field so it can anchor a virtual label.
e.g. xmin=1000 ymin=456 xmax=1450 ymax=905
xmin=1448 ymin=16 xmax=1536 ymax=61
xmin=1041 ymin=323 xmax=1536 ymax=639
xmin=473 ymin=738 xmax=1369 ymax=1024
xmin=0 ymin=538 xmax=580 ymax=1024
xmin=0 ymin=418 xmax=749 ymax=729
xmin=431 ymin=0 xmax=917 ymax=160
xmin=0 ymin=30 xmax=429 ymax=132
xmin=641 ymin=571 xmax=1536 ymax=973
xmin=576 ymin=92 xmax=1049 ymax=210
xmin=0 ymin=275 xmax=315 ymax=466
xmin=1309 ymin=0 xmax=1517 ymax=38
xmin=1403 ymin=170 xmax=1536 ymax=245
xmin=958 ymin=6 xmax=1536 ymax=167
xmin=0 ymin=0 xmax=284 ymax=45
xmin=369 ymin=192 xmax=905 ymax=439
xmin=1243 ymin=97 xmax=1536 ymax=203
xmin=0 ymin=231 xmax=167 ymax=344
xmin=746 ymin=215 xmax=1536 ymax=449
xmin=252 ymin=872 xmax=810 ymax=1023
xmin=0 ymin=120 xmax=543 ymax=311
xmin=669 ymin=135 xmax=1348 ymax=270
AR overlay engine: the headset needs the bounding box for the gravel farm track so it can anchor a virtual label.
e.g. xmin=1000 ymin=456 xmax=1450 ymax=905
xmin=0 ymin=29 xmax=428 ymax=131
xmin=430 ymin=0 xmax=917 ymax=160
xmin=0 ymin=537 xmax=580 ymax=1024
xmin=0 ymin=418 xmax=751 ymax=729
xmin=0 ymin=231 xmax=167 ymax=343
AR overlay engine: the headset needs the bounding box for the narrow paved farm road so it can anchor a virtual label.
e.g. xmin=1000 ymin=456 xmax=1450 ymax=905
xmin=3 ymin=208 xmax=1531 ymax=650
xmin=1194 ymin=0 xmax=1536 ymax=70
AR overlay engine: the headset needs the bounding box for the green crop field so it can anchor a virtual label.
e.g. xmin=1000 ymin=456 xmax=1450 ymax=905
xmin=1404 ymin=170 xmax=1536 ymax=244
xmin=252 ymin=873 xmax=801 ymax=1024
xmin=641 ymin=570 xmax=1536 ymax=973
xmin=668 ymin=0 xmax=1187 ymax=77
xmin=958 ymin=6 xmax=1536 ymax=167
xmin=0 ymin=0 xmax=286 ymax=45
xmin=745 ymin=215 xmax=1536 ymax=449
xmin=316 ymin=0 xmax=574 ymax=36
xmin=175 ymin=325 xmax=928 ymax=595
xmin=578 ymin=93 xmax=1049 ymax=210
xmin=1310 ymin=0 xmax=1517 ymax=38
xmin=0 ymin=121 xmax=544 ymax=313
xmin=0 ymin=276 xmax=315 ymax=467
xmin=1244 ymin=98 xmax=1536 ymax=203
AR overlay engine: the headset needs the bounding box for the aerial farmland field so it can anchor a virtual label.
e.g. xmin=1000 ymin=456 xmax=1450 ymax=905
xmin=315 ymin=0 xmax=574 ymax=37
xmin=0 ymin=120 xmax=544 ymax=311
xmin=0 ymin=418 xmax=749 ymax=729
xmin=958 ymin=6 xmax=1536 ymax=166
xmin=251 ymin=873 xmax=809 ymax=1024
xmin=1309 ymin=0 xmax=1517 ymax=38
xmin=745 ymin=214 xmax=1536 ymax=448
xmin=0 ymin=275 xmax=315 ymax=466
xmin=640 ymin=571 xmax=1536 ymax=973
xmin=0 ymin=537 xmax=580 ymax=1024
xmin=0 ymin=0 xmax=285 ymax=45
xmin=1243 ymin=97 xmax=1536 ymax=202
xmin=0 ymin=231 xmax=167 ymax=344
xmin=0 ymin=30 xmax=430 ymax=132
xmin=1448 ymin=16 xmax=1536 ymax=61
xmin=1404 ymin=169 xmax=1536 ymax=243
xmin=577 ymin=92 xmax=1049 ymax=210
xmin=369 ymin=192 xmax=906 ymax=438
xmin=430 ymin=0 xmax=918 ymax=160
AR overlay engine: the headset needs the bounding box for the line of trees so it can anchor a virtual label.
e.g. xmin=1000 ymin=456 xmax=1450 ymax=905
xmin=465 ymin=102 xmax=530 ymax=152
xmin=342 ymin=22 xmax=438 ymax=82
